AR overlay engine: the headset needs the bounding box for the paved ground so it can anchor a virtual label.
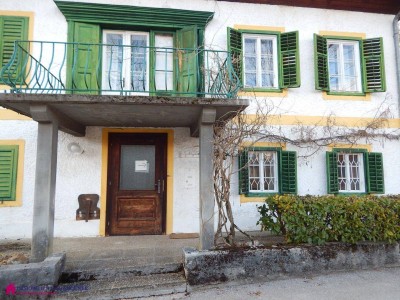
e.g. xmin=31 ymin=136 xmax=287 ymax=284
xmin=143 ymin=267 xmax=400 ymax=300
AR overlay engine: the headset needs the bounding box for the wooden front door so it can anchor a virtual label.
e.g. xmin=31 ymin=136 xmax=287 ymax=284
xmin=106 ymin=133 xmax=167 ymax=235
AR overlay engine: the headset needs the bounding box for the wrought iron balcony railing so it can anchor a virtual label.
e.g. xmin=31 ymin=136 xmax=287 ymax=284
xmin=0 ymin=41 xmax=241 ymax=99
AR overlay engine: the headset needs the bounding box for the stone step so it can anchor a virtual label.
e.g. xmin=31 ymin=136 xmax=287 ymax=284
xmin=61 ymin=261 xmax=183 ymax=282
xmin=53 ymin=272 xmax=187 ymax=299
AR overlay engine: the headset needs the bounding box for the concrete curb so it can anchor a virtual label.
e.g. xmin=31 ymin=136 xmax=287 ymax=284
xmin=183 ymin=242 xmax=400 ymax=285
xmin=0 ymin=253 xmax=66 ymax=290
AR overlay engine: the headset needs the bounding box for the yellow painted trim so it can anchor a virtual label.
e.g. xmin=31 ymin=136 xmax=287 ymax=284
xmin=0 ymin=109 xmax=31 ymax=120
xmin=234 ymin=24 xmax=285 ymax=33
xmin=100 ymin=128 xmax=174 ymax=236
xmin=322 ymin=92 xmax=371 ymax=101
xmin=238 ymin=89 xmax=288 ymax=98
xmin=0 ymin=11 xmax=35 ymax=91
xmin=327 ymin=143 xmax=372 ymax=152
xmin=241 ymin=141 xmax=286 ymax=150
xmin=244 ymin=114 xmax=400 ymax=128
xmin=240 ymin=195 xmax=266 ymax=203
xmin=319 ymin=31 xmax=366 ymax=39
xmin=0 ymin=140 xmax=25 ymax=207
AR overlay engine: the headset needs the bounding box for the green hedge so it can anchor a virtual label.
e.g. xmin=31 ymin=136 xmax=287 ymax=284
xmin=257 ymin=195 xmax=400 ymax=245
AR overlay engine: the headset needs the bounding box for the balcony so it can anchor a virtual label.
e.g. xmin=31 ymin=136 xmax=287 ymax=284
xmin=0 ymin=41 xmax=241 ymax=99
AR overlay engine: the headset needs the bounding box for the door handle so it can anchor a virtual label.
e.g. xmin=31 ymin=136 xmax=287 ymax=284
xmin=156 ymin=179 xmax=161 ymax=193
xmin=155 ymin=179 xmax=165 ymax=194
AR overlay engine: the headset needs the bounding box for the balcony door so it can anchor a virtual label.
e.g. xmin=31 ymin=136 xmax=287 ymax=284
xmin=103 ymin=31 xmax=149 ymax=94
xmin=103 ymin=30 xmax=176 ymax=95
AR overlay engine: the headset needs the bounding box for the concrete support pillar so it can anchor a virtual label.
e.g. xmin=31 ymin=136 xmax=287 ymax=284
xmin=30 ymin=121 xmax=59 ymax=262
xmin=198 ymin=108 xmax=216 ymax=250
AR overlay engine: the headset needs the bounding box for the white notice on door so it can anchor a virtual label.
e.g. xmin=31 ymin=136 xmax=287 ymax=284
xmin=135 ymin=160 xmax=149 ymax=173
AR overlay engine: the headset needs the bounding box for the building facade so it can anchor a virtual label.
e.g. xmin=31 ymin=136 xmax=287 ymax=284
xmin=0 ymin=0 xmax=399 ymax=258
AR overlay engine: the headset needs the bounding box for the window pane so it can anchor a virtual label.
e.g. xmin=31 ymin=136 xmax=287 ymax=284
xmin=104 ymin=34 xmax=123 ymax=90
xmin=261 ymin=39 xmax=273 ymax=54
xmin=245 ymin=72 xmax=257 ymax=87
xmin=248 ymin=151 xmax=277 ymax=192
xmin=244 ymin=38 xmax=257 ymax=87
xmin=249 ymin=152 xmax=261 ymax=191
xmin=337 ymin=154 xmax=347 ymax=191
xmin=343 ymin=45 xmax=355 ymax=61
xmin=120 ymin=145 xmax=155 ymax=190
xmin=130 ymin=35 xmax=147 ymax=91
xmin=262 ymin=74 xmax=274 ymax=88
xmin=261 ymin=40 xmax=274 ymax=87
xmin=155 ymin=34 xmax=174 ymax=91
xmin=244 ymin=39 xmax=256 ymax=54
xmin=328 ymin=41 xmax=361 ymax=92
xmin=330 ymin=77 xmax=339 ymax=91
xmin=328 ymin=44 xmax=340 ymax=92
xmin=263 ymin=152 xmax=275 ymax=191
xmin=261 ymin=39 xmax=274 ymax=87
xmin=328 ymin=44 xmax=339 ymax=60
xmin=337 ymin=153 xmax=363 ymax=192
xmin=245 ymin=57 xmax=257 ymax=71
xmin=344 ymin=63 xmax=355 ymax=76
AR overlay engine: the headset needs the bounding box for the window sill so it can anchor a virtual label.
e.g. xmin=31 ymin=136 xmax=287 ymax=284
xmin=0 ymin=200 xmax=21 ymax=207
xmin=240 ymin=192 xmax=278 ymax=203
xmin=238 ymin=89 xmax=287 ymax=98
xmin=333 ymin=192 xmax=367 ymax=196
xmin=323 ymin=91 xmax=370 ymax=101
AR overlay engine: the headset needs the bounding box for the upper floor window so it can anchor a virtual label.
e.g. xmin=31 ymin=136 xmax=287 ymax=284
xmin=228 ymin=28 xmax=300 ymax=92
xmin=243 ymin=34 xmax=279 ymax=89
xmin=328 ymin=40 xmax=362 ymax=93
xmin=315 ymin=34 xmax=386 ymax=94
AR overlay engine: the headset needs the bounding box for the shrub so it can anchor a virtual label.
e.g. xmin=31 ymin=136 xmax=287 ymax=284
xmin=257 ymin=195 xmax=400 ymax=245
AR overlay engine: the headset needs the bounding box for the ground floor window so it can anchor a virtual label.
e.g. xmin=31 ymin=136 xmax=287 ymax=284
xmin=0 ymin=145 xmax=19 ymax=201
xmin=248 ymin=150 xmax=278 ymax=193
xmin=326 ymin=149 xmax=384 ymax=194
xmin=337 ymin=152 xmax=365 ymax=192
xmin=239 ymin=147 xmax=297 ymax=196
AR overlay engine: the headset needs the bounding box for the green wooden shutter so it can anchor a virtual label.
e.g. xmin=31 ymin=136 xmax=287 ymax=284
xmin=67 ymin=22 xmax=101 ymax=94
xmin=366 ymin=152 xmax=384 ymax=194
xmin=326 ymin=151 xmax=339 ymax=194
xmin=0 ymin=16 xmax=29 ymax=85
xmin=280 ymin=150 xmax=297 ymax=194
xmin=362 ymin=38 xmax=386 ymax=93
xmin=238 ymin=150 xmax=249 ymax=194
xmin=176 ymin=26 xmax=198 ymax=96
xmin=280 ymin=31 xmax=300 ymax=88
xmin=314 ymin=34 xmax=329 ymax=91
xmin=227 ymin=27 xmax=242 ymax=83
xmin=0 ymin=146 xmax=18 ymax=201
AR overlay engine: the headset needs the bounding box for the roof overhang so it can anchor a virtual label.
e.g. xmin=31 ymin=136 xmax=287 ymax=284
xmin=217 ymin=0 xmax=400 ymax=15
xmin=0 ymin=94 xmax=249 ymax=137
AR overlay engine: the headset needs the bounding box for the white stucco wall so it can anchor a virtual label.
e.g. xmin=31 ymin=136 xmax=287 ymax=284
xmin=1 ymin=0 xmax=400 ymax=238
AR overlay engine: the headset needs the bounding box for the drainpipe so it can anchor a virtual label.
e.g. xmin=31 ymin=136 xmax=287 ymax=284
xmin=393 ymin=11 xmax=400 ymax=110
